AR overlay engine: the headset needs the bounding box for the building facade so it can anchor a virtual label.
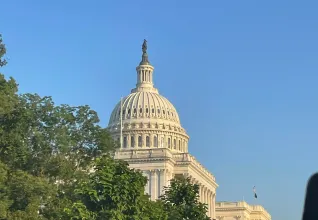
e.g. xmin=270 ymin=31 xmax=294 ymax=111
xmin=215 ymin=201 xmax=271 ymax=220
xmin=107 ymin=40 xmax=270 ymax=220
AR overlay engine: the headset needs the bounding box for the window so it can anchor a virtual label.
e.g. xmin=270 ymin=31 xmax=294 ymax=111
xmin=140 ymin=108 xmax=142 ymax=113
xmin=122 ymin=110 xmax=125 ymax=115
xmin=146 ymin=108 xmax=149 ymax=113
xmin=168 ymin=111 xmax=170 ymax=115
xmin=131 ymin=137 xmax=135 ymax=148
xmin=179 ymin=140 xmax=181 ymax=150
xmin=163 ymin=110 xmax=165 ymax=114
xmin=174 ymin=139 xmax=176 ymax=149
xmin=152 ymin=108 xmax=155 ymax=113
xmin=154 ymin=136 xmax=158 ymax=147
xmin=168 ymin=138 xmax=171 ymax=148
xmin=128 ymin=109 xmax=131 ymax=114
xmin=138 ymin=136 xmax=142 ymax=147
xmin=146 ymin=136 xmax=150 ymax=147
xmin=123 ymin=136 xmax=127 ymax=148
xmin=134 ymin=108 xmax=137 ymax=114
xmin=157 ymin=109 xmax=160 ymax=114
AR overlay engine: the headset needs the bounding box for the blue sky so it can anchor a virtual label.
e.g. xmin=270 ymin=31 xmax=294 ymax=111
xmin=1 ymin=1 xmax=318 ymax=219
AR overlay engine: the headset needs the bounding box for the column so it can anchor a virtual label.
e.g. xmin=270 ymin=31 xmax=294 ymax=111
xmin=199 ymin=185 xmax=203 ymax=203
xmin=166 ymin=170 xmax=172 ymax=187
xmin=210 ymin=192 xmax=212 ymax=219
xmin=203 ymin=188 xmax=206 ymax=205
xmin=206 ymin=190 xmax=210 ymax=217
xmin=205 ymin=189 xmax=208 ymax=216
xmin=159 ymin=169 xmax=167 ymax=196
xmin=144 ymin=170 xmax=150 ymax=195
xmin=134 ymin=134 xmax=138 ymax=148
xmin=150 ymin=170 xmax=158 ymax=200
xmin=127 ymin=134 xmax=130 ymax=148
xmin=150 ymin=134 xmax=153 ymax=148
xmin=142 ymin=134 xmax=146 ymax=148
xmin=212 ymin=193 xmax=216 ymax=219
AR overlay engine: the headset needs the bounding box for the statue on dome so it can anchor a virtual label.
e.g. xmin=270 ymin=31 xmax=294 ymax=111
xmin=142 ymin=39 xmax=147 ymax=53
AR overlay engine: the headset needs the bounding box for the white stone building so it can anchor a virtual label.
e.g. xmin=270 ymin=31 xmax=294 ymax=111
xmin=107 ymin=40 xmax=271 ymax=220
xmin=215 ymin=201 xmax=271 ymax=220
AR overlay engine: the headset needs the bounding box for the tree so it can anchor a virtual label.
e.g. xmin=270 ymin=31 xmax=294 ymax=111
xmin=160 ymin=176 xmax=210 ymax=220
xmin=64 ymin=155 xmax=168 ymax=220
xmin=0 ymin=34 xmax=7 ymax=67
xmin=0 ymin=33 xmax=119 ymax=219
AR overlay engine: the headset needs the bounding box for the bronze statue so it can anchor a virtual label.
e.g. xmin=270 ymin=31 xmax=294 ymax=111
xmin=142 ymin=39 xmax=147 ymax=53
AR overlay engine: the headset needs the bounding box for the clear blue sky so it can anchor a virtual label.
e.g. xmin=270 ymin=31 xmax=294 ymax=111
xmin=2 ymin=1 xmax=318 ymax=219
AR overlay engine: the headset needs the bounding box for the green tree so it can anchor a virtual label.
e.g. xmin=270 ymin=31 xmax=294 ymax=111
xmin=160 ymin=176 xmax=210 ymax=220
xmin=0 ymin=34 xmax=7 ymax=67
xmin=0 ymin=34 xmax=119 ymax=219
xmin=65 ymin=155 xmax=167 ymax=220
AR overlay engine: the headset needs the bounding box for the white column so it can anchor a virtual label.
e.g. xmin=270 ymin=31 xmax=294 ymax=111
xmin=203 ymin=188 xmax=207 ymax=207
xmin=159 ymin=169 xmax=167 ymax=196
xmin=150 ymin=170 xmax=157 ymax=200
xmin=210 ymin=191 xmax=213 ymax=218
xmin=142 ymin=134 xmax=145 ymax=148
xmin=144 ymin=170 xmax=150 ymax=195
xmin=127 ymin=135 xmax=130 ymax=148
xmin=206 ymin=190 xmax=210 ymax=217
xmin=212 ymin=193 xmax=216 ymax=219
xmin=166 ymin=170 xmax=172 ymax=187
xmin=134 ymin=134 xmax=138 ymax=148
xmin=206 ymin=189 xmax=210 ymax=217
xmin=199 ymin=185 xmax=203 ymax=203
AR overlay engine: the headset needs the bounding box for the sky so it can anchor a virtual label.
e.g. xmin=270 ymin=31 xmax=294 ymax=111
xmin=1 ymin=1 xmax=318 ymax=219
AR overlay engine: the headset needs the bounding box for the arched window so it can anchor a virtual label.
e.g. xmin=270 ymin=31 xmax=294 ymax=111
xmin=152 ymin=108 xmax=155 ymax=114
xmin=128 ymin=109 xmax=131 ymax=114
xmin=146 ymin=108 xmax=149 ymax=113
xmin=146 ymin=136 xmax=150 ymax=147
xmin=139 ymin=108 xmax=142 ymax=113
xmin=138 ymin=136 xmax=142 ymax=147
xmin=154 ymin=136 xmax=158 ymax=147
xmin=174 ymin=139 xmax=176 ymax=149
xmin=131 ymin=136 xmax=135 ymax=148
xmin=123 ymin=136 xmax=127 ymax=148
xmin=133 ymin=108 xmax=137 ymax=114
xmin=168 ymin=138 xmax=171 ymax=148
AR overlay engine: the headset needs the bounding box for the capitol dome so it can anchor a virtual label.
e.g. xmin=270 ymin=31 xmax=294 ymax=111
xmin=108 ymin=92 xmax=180 ymax=126
xmin=108 ymin=40 xmax=189 ymax=153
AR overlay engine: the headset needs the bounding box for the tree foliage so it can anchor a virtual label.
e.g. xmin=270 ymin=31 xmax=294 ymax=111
xmin=0 ymin=34 xmax=7 ymax=67
xmin=64 ymin=156 xmax=168 ymax=220
xmin=161 ymin=176 xmax=210 ymax=220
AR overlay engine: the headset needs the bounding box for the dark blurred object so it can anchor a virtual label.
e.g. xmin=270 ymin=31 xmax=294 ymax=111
xmin=303 ymin=173 xmax=318 ymax=220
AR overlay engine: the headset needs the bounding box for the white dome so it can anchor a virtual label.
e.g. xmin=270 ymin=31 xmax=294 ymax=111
xmin=108 ymin=91 xmax=180 ymax=127
xmin=107 ymin=41 xmax=189 ymax=153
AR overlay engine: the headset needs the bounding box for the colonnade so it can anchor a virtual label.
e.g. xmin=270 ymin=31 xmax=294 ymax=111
xmin=143 ymin=169 xmax=173 ymax=200
xmin=199 ymin=185 xmax=216 ymax=218
xmin=186 ymin=175 xmax=216 ymax=219
xmin=119 ymin=133 xmax=188 ymax=152
xmin=141 ymin=170 xmax=216 ymax=219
